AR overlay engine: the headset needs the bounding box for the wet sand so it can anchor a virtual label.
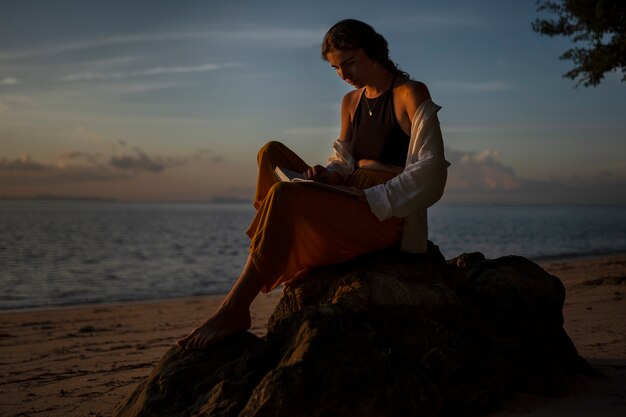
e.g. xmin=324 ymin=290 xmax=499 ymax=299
xmin=1 ymin=254 xmax=625 ymax=416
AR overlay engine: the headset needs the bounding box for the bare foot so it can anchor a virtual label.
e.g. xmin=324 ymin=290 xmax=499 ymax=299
xmin=177 ymin=309 xmax=251 ymax=351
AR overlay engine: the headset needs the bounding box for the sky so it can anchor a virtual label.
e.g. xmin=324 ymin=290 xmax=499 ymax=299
xmin=1 ymin=0 xmax=625 ymax=204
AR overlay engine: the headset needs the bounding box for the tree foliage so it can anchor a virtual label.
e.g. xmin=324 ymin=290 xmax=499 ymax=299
xmin=532 ymin=0 xmax=626 ymax=87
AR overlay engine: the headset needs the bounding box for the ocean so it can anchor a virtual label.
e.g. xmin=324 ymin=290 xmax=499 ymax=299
xmin=1 ymin=200 xmax=625 ymax=310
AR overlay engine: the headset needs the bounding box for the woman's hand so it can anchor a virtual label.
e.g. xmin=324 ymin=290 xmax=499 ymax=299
xmin=304 ymin=165 xmax=343 ymax=185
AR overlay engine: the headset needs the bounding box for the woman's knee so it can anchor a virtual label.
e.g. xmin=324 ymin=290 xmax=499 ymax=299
xmin=257 ymin=140 xmax=286 ymax=163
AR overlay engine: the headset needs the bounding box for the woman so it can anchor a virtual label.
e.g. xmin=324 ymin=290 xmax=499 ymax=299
xmin=178 ymin=19 xmax=449 ymax=351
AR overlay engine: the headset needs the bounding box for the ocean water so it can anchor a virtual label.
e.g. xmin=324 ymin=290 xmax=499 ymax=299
xmin=1 ymin=200 xmax=625 ymax=310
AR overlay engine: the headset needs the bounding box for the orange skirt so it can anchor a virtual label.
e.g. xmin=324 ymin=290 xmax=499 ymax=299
xmin=247 ymin=141 xmax=404 ymax=292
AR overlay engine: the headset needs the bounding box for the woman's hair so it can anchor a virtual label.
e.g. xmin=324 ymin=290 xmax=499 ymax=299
xmin=321 ymin=19 xmax=410 ymax=79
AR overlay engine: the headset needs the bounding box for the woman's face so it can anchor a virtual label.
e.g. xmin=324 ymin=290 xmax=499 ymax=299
xmin=326 ymin=48 xmax=374 ymax=88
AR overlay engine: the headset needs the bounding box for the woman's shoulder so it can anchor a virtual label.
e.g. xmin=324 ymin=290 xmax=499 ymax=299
xmin=394 ymin=79 xmax=431 ymax=118
xmin=341 ymin=88 xmax=362 ymax=105
xmin=394 ymin=79 xmax=431 ymax=102
xmin=340 ymin=88 xmax=363 ymax=115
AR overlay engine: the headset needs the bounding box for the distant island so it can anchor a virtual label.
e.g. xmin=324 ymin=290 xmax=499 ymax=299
xmin=0 ymin=194 xmax=117 ymax=201
xmin=0 ymin=194 xmax=253 ymax=205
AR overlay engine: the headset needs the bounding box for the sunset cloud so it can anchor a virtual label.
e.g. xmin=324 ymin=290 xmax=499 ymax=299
xmin=443 ymin=148 xmax=626 ymax=204
xmin=60 ymin=63 xmax=241 ymax=82
xmin=0 ymin=155 xmax=51 ymax=172
xmin=0 ymin=143 xmax=224 ymax=187
xmin=379 ymin=12 xmax=488 ymax=30
xmin=0 ymin=77 xmax=19 ymax=85
xmin=446 ymin=148 xmax=521 ymax=191
xmin=0 ymin=28 xmax=322 ymax=62
xmin=432 ymin=80 xmax=516 ymax=93
xmin=0 ymin=154 xmax=128 ymax=185
xmin=56 ymin=151 xmax=103 ymax=167
xmin=0 ymin=165 xmax=129 ymax=185
xmin=110 ymin=148 xmax=166 ymax=173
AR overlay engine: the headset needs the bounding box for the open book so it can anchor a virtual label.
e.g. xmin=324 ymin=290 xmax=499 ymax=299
xmin=274 ymin=166 xmax=363 ymax=198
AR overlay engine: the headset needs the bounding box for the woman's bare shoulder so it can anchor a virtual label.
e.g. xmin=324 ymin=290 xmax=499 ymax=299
xmin=396 ymin=79 xmax=430 ymax=103
xmin=394 ymin=79 xmax=431 ymax=118
xmin=340 ymin=88 xmax=363 ymax=123
xmin=337 ymin=89 xmax=363 ymax=142
xmin=341 ymin=88 xmax=362 ymax=109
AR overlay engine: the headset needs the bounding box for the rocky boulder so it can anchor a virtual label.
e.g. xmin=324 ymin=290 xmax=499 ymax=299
xmin=114 ymin=244 xmax=593 ymax=417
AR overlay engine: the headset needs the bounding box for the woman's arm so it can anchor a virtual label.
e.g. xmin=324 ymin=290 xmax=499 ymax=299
xmin=397 ymin=80 xmax=431 ymax=134
xmin=308 ymin=90 xmax=360 ymax=183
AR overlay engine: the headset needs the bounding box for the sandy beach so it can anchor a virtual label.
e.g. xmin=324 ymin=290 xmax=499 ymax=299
xmin=1 ymin=254 xmax=625 ymax=417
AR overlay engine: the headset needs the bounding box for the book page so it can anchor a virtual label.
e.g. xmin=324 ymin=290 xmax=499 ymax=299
xmin=274 ymin=166 xmax=362 ymax=198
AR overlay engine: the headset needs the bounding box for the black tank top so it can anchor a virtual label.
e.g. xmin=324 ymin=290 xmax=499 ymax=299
xmin=351 ymin=78 xmax=410 ymax=167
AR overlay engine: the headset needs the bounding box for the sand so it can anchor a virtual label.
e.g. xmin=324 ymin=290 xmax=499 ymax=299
xmin=1 ymin=254 xmax=625 ymax=417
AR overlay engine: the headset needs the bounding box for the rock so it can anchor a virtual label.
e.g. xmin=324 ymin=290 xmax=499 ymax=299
xmin=114 ymin=332 xmax=276 ymax=417
xmin=114 ymin=244 xmax=592 ymax=417
xmin=447 ymin=251 xmax=485 ymax=273
xmin=457 ymin=255 xmax=597 ymax=394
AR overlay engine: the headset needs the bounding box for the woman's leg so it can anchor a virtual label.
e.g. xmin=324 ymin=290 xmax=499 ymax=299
xmin=254 ymin=141 xmax=310 ymax=209
xmin=177 ymin=255 xmax=264 ymax=350
xmin=178 ymin=141 xmax=308 ymax=350
xmin=248 ymin=180 xmax=404 ymax=292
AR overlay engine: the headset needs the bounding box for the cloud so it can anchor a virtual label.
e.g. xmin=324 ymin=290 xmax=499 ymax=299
xmin=110 ymin=147 xmax=166 ymax=173
xmin=223 ymin=28 xmax=324 ymax=46
xmin=57 ymin=151 xmax=103 ymax=167
xmin=0 ymin=165 xmax=129 ymax=185
xmin=443 ymin=148 xmax=626 ymax=204
xmin=102 ymin=81 xmax=194 ymax=95
xmin=432 ymin=80 xmax=516 ymax=93
xmin=0 ymin=136 xmax=225 ymax=188
xmin=191 ymin=148 xmax=224 ymax=163
xmin=1 ymin=77 xmax=19 ymax=85
xmin=73 ymin=126 xmax=225 ymax=168
xmin=0 ymin=155 xmax=51 ymax=172
xmin=443 ymin=122 xmax=626 ymax=134
xmin=0 ymin=94 xmax=38 ymax=108
xmin=0 ymin=154 xmax=185 ymax=186
xmin=0 ymin=28 xmax=323 ymax=62
xmin=379 ymin=13 xmax=488 ymax=30
xmin=0 ymin=153 xmax=128 ymax=184
xmin=88 ymin=56 xmax=143 ymax=69
xmin=446 ymin=148 xmax=521 ymax=191
xmin=0 ymin=32 xmax=210 ymax=61
xmin=108 ymin=146 xmax=223 ymax=172
xmin=60 ymin=62 xmax=241 ymax=82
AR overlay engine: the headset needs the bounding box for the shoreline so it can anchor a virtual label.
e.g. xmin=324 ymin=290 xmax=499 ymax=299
xmin=0 ymin=294 xmax=234 ymax=316
xmin=531 ymin=249 xmax=626 ymax=263
xmin=3 ymin=250 xmax=626 ymax=315
xmin=1 ymin=253 xmax=625 ymax=416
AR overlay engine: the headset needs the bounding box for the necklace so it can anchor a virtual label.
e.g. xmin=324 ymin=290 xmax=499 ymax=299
xmin=363 ymin=93 xmax=379 ymax=117
xmin=363 ymin=76 xmax=396 ymax=116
